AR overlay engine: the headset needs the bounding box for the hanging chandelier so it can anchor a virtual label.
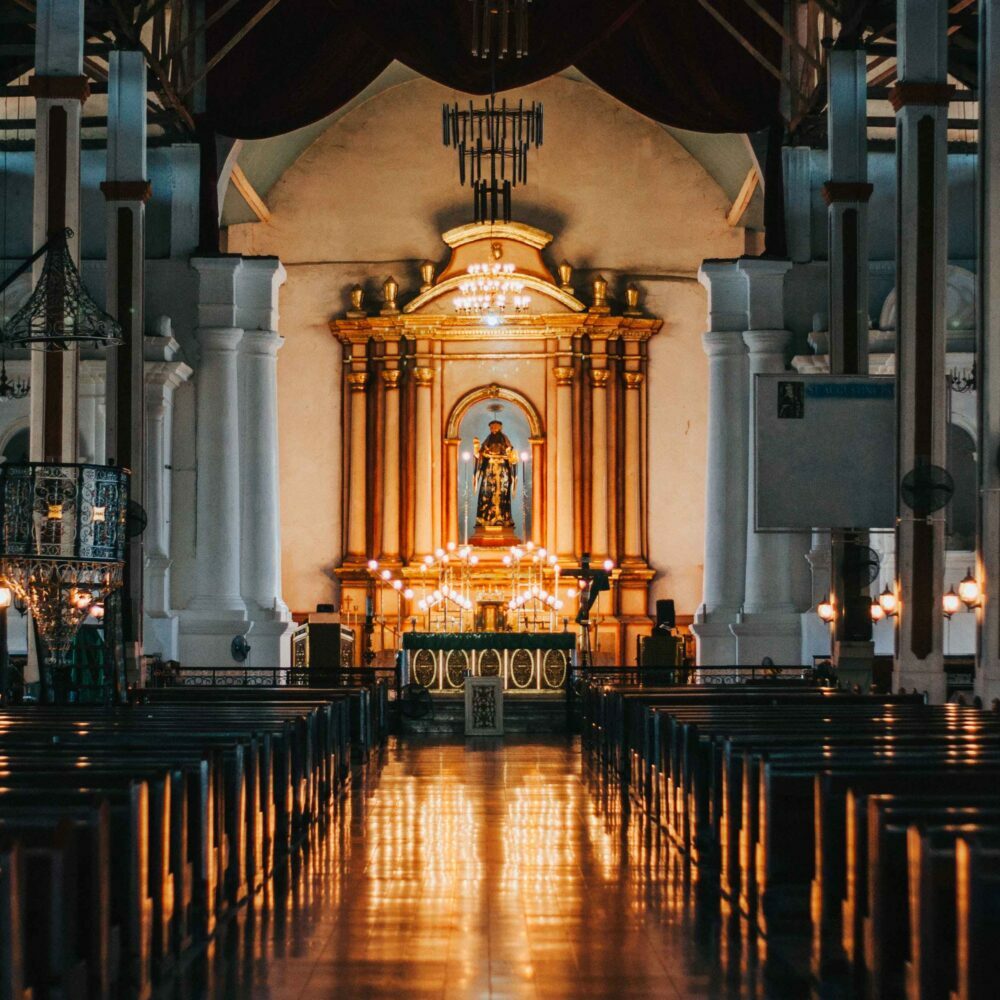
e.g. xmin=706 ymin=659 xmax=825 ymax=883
xmin=0 ymin=228 xmax=123 ymax=350
xmin=0 ymin=462 xmax=128 ymax=658
xmin=0 ymin=356 xmax=28 ymax=402
xmin=454 ymin=261 xmax=530 ymax=320
xmin=470 ymin=0 xmax=534 ymax=59
xmin=442 ymin=96 xmax=543 ymax=224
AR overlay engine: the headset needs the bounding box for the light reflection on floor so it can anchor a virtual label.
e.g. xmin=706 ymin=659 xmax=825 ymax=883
xmin=175 ymin=737 xmax=808 ymax=999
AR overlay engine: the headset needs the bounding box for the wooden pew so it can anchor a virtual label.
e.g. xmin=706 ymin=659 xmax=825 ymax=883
xmin=953 ymin=838 xmax=1000 ymax=1000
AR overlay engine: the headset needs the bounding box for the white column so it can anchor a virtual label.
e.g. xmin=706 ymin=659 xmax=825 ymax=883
xmin=413 ymin=367 xmax=434 ymax=558
xmin=184 ymin=257 xmax=246 ymax=631
xmin=553 ymin=365 xmax=575 ymax=558
xmin=77 ymin=368 xmax=103 ymax=462
xmin=346 ymin=371 xmax=369 ymax=560
xmin=690 ymin=261 xmax=748 ymax=666
xmin=28 ymin=0 xmax=85 ymax=465
xmin=978 ymin=0 xmax=1000 ymax=705
xmin=239 ymin=331 xmax=287 ymax=615
xmin=381 ymin=368 xmax=401 ymax=560
xmin=731 ymin=259 xmax=809 ymax=665
xmin=622 ymin=372 xmax=644 ymax=562
xmin=589 ymin=368 xmax=610 ymax=560
xmin=892 ymin=0 xmax=951 ymax=701
xmin=783 ymin=146 xmax=813 ymax=264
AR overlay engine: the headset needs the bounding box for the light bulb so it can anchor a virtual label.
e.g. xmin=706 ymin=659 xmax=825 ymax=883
xmin=447 ymin=541 xmax=457 ymax=552
xmin=817 ymin=596 xmax=835 ymax=623
xmin=958 ymin=569 xmax=981 ymax=607
xmin=878 ymin=586 xmax=898 ymax=616
xmin=870 ymin=600 xmax=885 ymax=623
xmin=367 ymin=559 xmax=379 ymax=571
xmin=943 ymin=588 xmax=962 ymax=618
xmin=380 ymin=569 xmax=391 ymax=581
xmin=603 ymin=558 xmax=614 ymax=571
xmin=392 ymin=579 xmax=403 ymax=591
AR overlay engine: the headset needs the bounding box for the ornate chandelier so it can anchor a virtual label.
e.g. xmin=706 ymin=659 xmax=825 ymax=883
xmin=470 ymin=0 xmax=534 ymax=59
xmin=454 ymin=261 xmax=530 ymax=320
xmin=0 ymin=462 xmax=128 ymax=660
xmin=442 ymin=96 xmax=543 ymax=223
xmin=0 ymin=356 xmax=28 ymax=401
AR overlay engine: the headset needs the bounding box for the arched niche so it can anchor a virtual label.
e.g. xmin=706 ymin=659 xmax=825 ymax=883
xmin=443 ymin=384 xmax=545 ymax=547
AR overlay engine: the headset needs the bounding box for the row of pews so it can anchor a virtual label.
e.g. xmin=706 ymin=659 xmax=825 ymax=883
xmin=583 ymin=681 xmax=1000 ymax=1000
xmin=0 ymin=683 xmax=388 ymax=1000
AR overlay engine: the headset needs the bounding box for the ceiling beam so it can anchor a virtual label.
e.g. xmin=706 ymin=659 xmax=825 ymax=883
xmin=230 ymin=164 xmax=271 ymax=224
xmin=726 ymin=167 xmax=760 ymax=228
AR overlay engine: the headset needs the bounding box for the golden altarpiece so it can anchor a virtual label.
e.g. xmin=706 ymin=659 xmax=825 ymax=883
xmin=331 ymin=222 xmax=660 ymax=676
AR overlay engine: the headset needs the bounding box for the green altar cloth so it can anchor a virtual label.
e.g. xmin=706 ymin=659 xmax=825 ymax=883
xmin=403 ymin=632 xmax=575 ymax=652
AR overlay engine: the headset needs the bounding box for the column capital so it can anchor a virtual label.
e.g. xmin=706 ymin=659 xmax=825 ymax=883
xmin=28 ymin=74 xmax=89 ymax=102
xmin=590 ymin=369 xmax=611 ymax=389
xmin=100 ymin=180 xmax=152 ymax=203
xmin=888 ymin=82 xmax=954 ymax=110
xmin=196 ymin=326 xmax=243 ymax=353
xmin=743 ymin=329 xmax=791 ymax=357
xmin=738 ymin=257 xmax=792 ymax=332
xmin=413 ymin=366 xmax=434 ymax=386
xmin=623 ymin=372 xmax=644 ymax=389
xmin=346 ymin=372 xmax=369 ymax=392
xmin=698 ymin=259 xmax=747 ymax=332
xmin=381 ymin=369 xmax=402 ymax=389
xmin=702 ymin=330 xmax=748 ymax=358
xmin=553 ymin=366 xmax=574 ymax=386
xmin=240 ymin=329 xmax=284 ymax=357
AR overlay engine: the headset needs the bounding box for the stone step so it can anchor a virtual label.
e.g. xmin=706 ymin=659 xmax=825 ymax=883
xmin=396 ymin=694 xmax=568 ymax=736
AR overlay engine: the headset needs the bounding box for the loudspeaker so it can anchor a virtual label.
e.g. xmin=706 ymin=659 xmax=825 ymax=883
xmin=655 ymin=599 xmax=675 ymax=631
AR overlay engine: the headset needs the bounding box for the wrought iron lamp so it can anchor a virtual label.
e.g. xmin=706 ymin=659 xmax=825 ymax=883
xmin=0 ymin=355 xmax=28 ymax=402
xmin=0 ymin=462 xmax=128 ymax=700
xmin=0 ymin=229 xmax=122 ymax=350
xmin=442 ymin=96 xmax=543 ymax=223
xmin=470 ymin=0 xmax=533 ymax=59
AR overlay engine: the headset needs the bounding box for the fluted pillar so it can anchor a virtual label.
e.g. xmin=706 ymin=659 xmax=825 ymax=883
xmin=381 ymin=369 xmax=401 ymax=559
xmin=892 ymin=0 xmax=951 ymax=701
xmin=690 ymin=261 xmax=749 ymax=665
xmin=413 ymin=367 xmax=434 ymax=557
xmin=589 ymin=368 xmax=610 ymax=559
xmin=239 ymin=330 xmax=287 ymax=615
xmin=622 ymin=372 xmax=644 ymax=562
xmin=189 ymin=326 xmax=245 ymax=613
xmin=554 ymin=366 xmax=575 ymax=558
xmin=346 ymin=372 xmax=369 ymax=561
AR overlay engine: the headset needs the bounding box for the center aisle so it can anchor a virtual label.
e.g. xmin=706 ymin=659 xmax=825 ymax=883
xmin=185 ymin=738 xmax=787 ymax=1000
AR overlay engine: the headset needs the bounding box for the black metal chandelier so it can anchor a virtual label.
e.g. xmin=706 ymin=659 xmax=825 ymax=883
xmin=0 ymin=355 xmax=28 ymax=402
xmin=0 ymin=228 xmax=122 ymax=350
xmin=442 ymin=96 xmax=543 ymax=223
xmin=470 ymin=0 xmax=533 ymax=59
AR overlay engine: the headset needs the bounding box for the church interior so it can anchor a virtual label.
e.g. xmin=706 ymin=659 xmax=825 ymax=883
xmin=2 ymin=1 xmax=1000 ymax=997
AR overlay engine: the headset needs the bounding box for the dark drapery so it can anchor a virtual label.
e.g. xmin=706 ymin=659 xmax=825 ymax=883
xmin=205 ymin=0 xmax=783 ymax=139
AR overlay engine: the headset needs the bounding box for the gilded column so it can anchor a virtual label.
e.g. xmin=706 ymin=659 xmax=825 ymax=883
xmin=554 ymin=366 xmax=575 ymax=558
xmin=590 ymin=368 xmax=611 ymax=560
xmin=413 ymin=367 xmax=434 ymax=558
xmin=346 ymin=372 xmax=368 ymax=561
xmin=381 ymin=369 xmax=402 ymax=559
xmin=530 ymin=437 xmax=544 ymax=545
xmin=623 ymin=372 xmax=644 ymax=562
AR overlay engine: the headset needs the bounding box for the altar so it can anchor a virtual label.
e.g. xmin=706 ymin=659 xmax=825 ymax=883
xmin=331 ymin=220 xmax=661 ymax=665
xmin=402 ymin=632 xmax=574 ymax=693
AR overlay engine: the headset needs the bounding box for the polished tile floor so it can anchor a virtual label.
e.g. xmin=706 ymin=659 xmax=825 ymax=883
xmin=184 ymin=738 xmax=806 ymax=999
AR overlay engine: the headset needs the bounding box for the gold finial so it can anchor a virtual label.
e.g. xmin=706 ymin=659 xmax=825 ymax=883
xmin=624 ymin=282 xmax=642 ymax=316
xmin=347 ymin=284 xmax=366 ymax=318
xmin=380 ymin=275 xmax=399 ymax=315
xmin=491 ymin=241 xmax=503 ymax=260
xmin=419 ymin=260 xmax=435 ymax=292
xmin=590 ymin=274 xmax=609 ymax=312
xmin=557 ymin=260 xmax=573 ymax=292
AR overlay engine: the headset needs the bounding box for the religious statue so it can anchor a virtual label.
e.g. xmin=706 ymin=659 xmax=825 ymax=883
xmin=472 ymin=420 xmax=518 ymax=537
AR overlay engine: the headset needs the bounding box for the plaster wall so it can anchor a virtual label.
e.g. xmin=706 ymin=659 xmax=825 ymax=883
xmin=227 ymin=74 xmax=745 ymax=617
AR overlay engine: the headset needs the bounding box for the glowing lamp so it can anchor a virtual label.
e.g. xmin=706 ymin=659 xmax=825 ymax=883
xmin=447 ymin=541 xmax=457 ymax=552
xmin=70 ymin=589 xmax=93 ymax=610
xmin=90 ymin=603 xmax=105 ymax=621
xmin=520 ymin=451 xmax=530 ymax=462
xmin=0 ymin=586 xmax=11 ymax=610
xmin=502 ymin=555 xmax=512 ymax=567
xmin=870 ymin=600 xmax=885 ymax=623
xmin=554 ymin=600 xmax=564 ymax=611
xmin=461 ymin=451 xmax=471 ymax=461
xmin=392 ymin=579 xmax=403 ymax=591
xmin=403 ymin=588 xmax=414 ymax=600
xmin=603 ymin=558 xmax=614 ymax=571
xmin=47 ymin=503 xmax=63 ymax=520
xmin=435 ymin=548 xmax=445 ymax=559
xmin=548 ymin=555 xmax=557 ymax=566
xmin=817 ymin=596 xmax=835 ymax=623
xmin=380 ymin=569 xmax=391 ymax=581
xmin=418 ymin=599 xmax=427 ymax=611
xmin=470 ymin=555 xmax=479 ymax=566
xmin=423 ymin=555 xmax=434 ymax=566
xmin=943 ymin=587 xmax=962 ymax=619
xmin=958 ymin=569 xmax=981 ymax=608
xmin=367 ymin=559 xmax=379 ymax=571
xmin=878 ymin=586 xmax=898 ymax=617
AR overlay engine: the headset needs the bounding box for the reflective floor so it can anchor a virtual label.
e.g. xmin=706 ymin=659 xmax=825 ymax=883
xmin=179 ymin=738 xmax=809 ymax=999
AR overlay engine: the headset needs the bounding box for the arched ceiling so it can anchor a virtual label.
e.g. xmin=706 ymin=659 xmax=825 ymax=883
xmin=220 ymin=64 xmax=764 ymax=230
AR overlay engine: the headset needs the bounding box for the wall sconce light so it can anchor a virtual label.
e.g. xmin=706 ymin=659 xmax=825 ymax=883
xmin=0 ymin=585 xmax=11 ymax=610
xmin=957 ymin=568 xmax=981 ymax=609
xmin=877 ymin=585 xmax=898 ymax=617
xmin=870 ymin=599 xmax=885 ymax=623
xmin=943 ymin=587 xmax=962 ymax=619
xmin=817 ymin=595 xmax=835 ymax=623
xmin=90 ymin=602 xmax=105 ymax=621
